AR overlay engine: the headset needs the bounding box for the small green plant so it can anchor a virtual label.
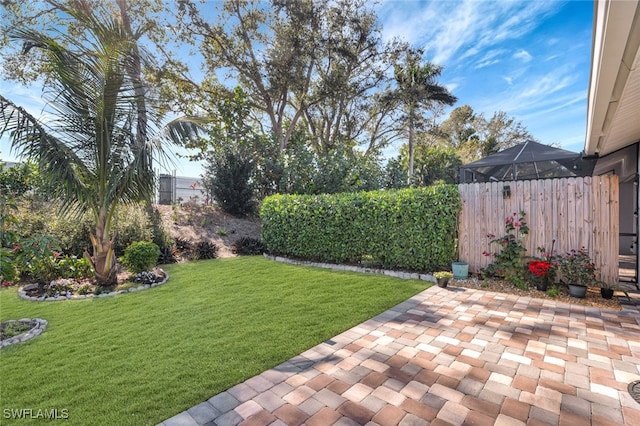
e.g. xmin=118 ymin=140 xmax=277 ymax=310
xmin=77 ymin=284 xmax=92 ymax=295
xmin=546 ymin=285 xmax=560 ymax=297
xmin=216 ymin=228 xmax=228 ymax=236
xmin=433 ymin=271 xmax=453 ymax=279
xmin=119 ymin=241 xmax=160 ymax=274
xmin=15 ymin=235 xmax=62 ymax=284
xmin=1 ymin=320 xmax=34 ymax=340
xmin=94 ymin=285 xmax=113 ymax=295
xmin=57 ymin=255 xmax=93 ymax=279
xmin=171 ymin=203 xmax=179 ymax=223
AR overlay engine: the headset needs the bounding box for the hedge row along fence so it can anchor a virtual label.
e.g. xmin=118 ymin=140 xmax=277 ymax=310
xmin=260 ymin=185 xmax=461 ymax=272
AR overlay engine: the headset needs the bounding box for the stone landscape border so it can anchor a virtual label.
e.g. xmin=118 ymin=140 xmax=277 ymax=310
xmin=264 ymin=254 xmax=436 ymax=282
xmin=18 ymin=270 xmax=169 ymax=302
xmin=1 ymin=318 xmax=47 ymax=348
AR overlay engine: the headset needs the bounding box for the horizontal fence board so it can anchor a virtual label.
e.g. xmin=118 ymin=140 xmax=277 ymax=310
xmin=458 ymin=175 xmax=619 ymax=285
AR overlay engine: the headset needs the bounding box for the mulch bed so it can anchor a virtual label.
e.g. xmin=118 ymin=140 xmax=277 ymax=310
xmin=450 ymin=276 xmax=626 ymax=311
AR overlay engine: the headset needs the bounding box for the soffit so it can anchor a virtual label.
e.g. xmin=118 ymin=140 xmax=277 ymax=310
xmin=585 ymin=0 xmax=640 ymax=156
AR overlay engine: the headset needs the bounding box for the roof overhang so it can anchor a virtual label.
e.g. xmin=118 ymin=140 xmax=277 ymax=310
xmin=585 ymin=0 xmax=640 ymax=156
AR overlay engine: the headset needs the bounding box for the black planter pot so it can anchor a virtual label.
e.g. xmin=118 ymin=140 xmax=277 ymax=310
xmin=568 ymin=284 xmax=587 ymax=298
xmin=601 ymin=288 xmax=614 ymax=299
xmin=436 ymin=278 xmax=450 ymax=288
xmin=536 ymin=281 xmax=548 ymax=292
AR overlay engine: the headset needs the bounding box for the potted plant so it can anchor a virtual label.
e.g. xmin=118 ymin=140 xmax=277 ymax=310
xmin=528 ymin=241 xmax=558 ymax=292
xmin=434 ymin=271 xmax=453 ymax=288
xmin=596 ymin=279 xmax=614 ymax=299
xmin=557 ymin=248 xmax=597 ymax=298
xmin=528 ymin=260 xmax=553 ymax=291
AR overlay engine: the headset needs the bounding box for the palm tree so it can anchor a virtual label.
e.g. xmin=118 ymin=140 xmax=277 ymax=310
xmin=0 ymin=5 xmax=195 ymax=285
xmin=394 ymin=49 xmax=457 ymax=185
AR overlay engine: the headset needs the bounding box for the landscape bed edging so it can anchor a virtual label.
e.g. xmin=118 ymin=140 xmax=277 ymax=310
xmin=1 ymin=318 xmax=48 ymax=348
xmin=264 ymin=254 xmax=436 ymax=282
xmin=18 ymin=270 xmax=169 ymax=302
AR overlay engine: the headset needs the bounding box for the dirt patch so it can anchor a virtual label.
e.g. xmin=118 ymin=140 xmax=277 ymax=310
xmin=155 ymin=204 xmax=261 ymax=258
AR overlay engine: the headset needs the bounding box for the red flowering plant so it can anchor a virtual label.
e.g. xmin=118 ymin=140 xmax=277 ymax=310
xmin=528 ymin=260 xmax=552 ymax=277
xmin=526 ymin=241 xmax=559 ymax=290
xmin=557 ymin=247 xmax=597 ymax=287
xmin=482 ymin=211 xmax=529 ymax=288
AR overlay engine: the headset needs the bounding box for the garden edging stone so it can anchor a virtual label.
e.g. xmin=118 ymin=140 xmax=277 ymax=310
xmin=0 ymin=318 xmax=48 ymax=348
xmin=264 ymin=254 xmax=436 ymax=282
xmin=17 ymin=269 xmax=169 ymax=302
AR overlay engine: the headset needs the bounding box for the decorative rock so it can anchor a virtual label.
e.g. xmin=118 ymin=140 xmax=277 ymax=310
xmin=17 ymin=270 xmax=169 ymax=302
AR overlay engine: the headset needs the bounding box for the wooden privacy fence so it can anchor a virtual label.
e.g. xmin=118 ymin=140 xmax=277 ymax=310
xmin=458 ymin=175 xmax=619 ymax=284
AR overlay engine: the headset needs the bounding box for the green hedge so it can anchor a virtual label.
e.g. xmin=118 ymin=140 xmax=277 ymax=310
xmin=260 ymin=185 xmax=461 ymax=272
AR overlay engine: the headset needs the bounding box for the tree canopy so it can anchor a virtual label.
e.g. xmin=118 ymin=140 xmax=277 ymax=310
xmin=0 ymin=0 xmax=198 ymax=284
xmin=1 ymin=0 xmax=540 ymax=201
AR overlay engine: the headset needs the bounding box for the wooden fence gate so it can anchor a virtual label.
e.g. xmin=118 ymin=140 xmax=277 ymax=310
xmin=458 ymin=175 xmax=619 ymax=284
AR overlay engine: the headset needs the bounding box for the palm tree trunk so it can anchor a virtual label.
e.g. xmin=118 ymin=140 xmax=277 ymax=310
xmin=86 ymin=209 xmax=116 ymax=286
xmin=407 ymin=109 xmax=415 ymax=186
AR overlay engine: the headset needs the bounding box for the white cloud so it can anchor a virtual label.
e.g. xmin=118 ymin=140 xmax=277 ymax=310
xmin=474 ymin=48 xmax=506 ymax=69
xmin=378 ymin=0 xmax=560 ymax=67
xmin=513 ymin=49 xmax=532 ymax=62
xmin=445 ymin=82 xmax=459 ymax=93
xmin=503 ymin=76 xmax=513 ymax=85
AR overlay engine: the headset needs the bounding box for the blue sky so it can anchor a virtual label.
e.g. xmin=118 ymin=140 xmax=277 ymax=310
xmin=377 ymin=0 xmax=593 ymax=153
xmin=1 ymin=0 xmax=593 ymax=177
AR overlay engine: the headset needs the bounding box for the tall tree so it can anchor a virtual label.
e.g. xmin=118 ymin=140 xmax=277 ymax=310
xmin=0 ymin=2 xmax=195 ymax=285
xmin=177 ymin=0 xmax=319 ymax=152
xmin=439 ymin=105 xmax=535 ymax=163
xmin=478 ymin=110 xmax=535 ymax=157
xmin=176 ymin=0 xmax=408 ymax=160
xmin=393 ymin=48 xmax=456 ymax=185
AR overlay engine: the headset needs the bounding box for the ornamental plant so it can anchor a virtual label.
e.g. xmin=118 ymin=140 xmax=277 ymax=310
xmin=15 ymin=235 xmax=62 ymax=285
xmin=119 ymin=241 xmax=160 ymax=274
xmin=434 ymin=271 xmax=453 ymax=279
xmin=482 ymin=211 xmax=529 ymax=287
xmin=527 ymin=241 xmax=559 ymax=288
xmin=557 ymin=247 xmax=597 ymax=287
xmin=528 ymin=260 xmax=552 ymax=278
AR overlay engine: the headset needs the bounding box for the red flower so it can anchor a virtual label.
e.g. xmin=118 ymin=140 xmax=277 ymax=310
xmin=529 ymin=260 xmax=552 ymax=277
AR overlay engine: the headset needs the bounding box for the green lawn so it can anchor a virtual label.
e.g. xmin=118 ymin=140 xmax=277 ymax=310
xmin=0 ymin=256 xmax=430 ymax=425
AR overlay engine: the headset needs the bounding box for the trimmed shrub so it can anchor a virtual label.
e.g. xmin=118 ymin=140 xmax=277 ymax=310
xmin=120 ymin=241 xmax=160 ymax=273
xmin=260 ymin=185 xmax=461 ymax=272
xmin=231 ymin=237 xmax=265 ymax=255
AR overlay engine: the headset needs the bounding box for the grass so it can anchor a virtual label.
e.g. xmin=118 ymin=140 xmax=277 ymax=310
xmin=0 ymin=256 xmax=430 ymax=425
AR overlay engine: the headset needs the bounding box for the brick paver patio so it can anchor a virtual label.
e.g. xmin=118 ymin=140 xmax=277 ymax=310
xmin=159 ymin=286 xmax=640 ymax=425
